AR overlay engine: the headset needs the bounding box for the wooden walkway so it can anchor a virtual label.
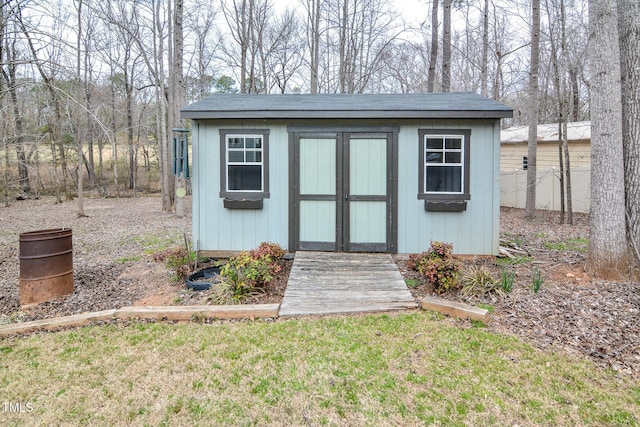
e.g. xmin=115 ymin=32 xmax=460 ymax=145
xmin=279 ymin=251 xmax=419 ymax=317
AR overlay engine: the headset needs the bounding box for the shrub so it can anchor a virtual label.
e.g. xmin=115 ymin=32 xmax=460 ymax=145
xmin=408 ymin=241 xmax=461 ymax=293
xmin=153 ymin=247 xmax=192 ymax=281
xmin=460 ymin=265 xmax=504 ymax=298
xmin=213 ymin=242 xmax=286 ymax=303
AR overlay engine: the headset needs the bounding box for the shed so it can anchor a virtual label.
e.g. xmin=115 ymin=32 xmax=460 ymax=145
xmin=181 ymin=93 xmax=513 ymax=256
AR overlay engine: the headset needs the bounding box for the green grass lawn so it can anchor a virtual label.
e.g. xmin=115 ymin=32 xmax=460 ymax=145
xmin=1 ymin=312 xmax=638 ymax=426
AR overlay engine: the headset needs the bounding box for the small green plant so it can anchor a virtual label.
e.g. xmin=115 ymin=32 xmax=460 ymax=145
xmin=495 ymin=255 xmax=532 ymax=267
xmin=404 ymin=278 xmax=420 ymax=288
xmin=543 ymin=238 xmax=588 ymax=253
xmin=115 ymin=255 xmax=142 ymax=264
xmin=502 ymin=232 xmax=525 ymax=248
xmin=153 ymin=247 xmax=193 ymax=281
xmin=460 ymin=265 xmax=504 ymax=298
xmin=500 ymin=269 xmax=516 ymax=293
xmin=211 ymin=242 xmax=286 ymax=304
xmin=531 ymin=267 xmax=545 ymax=293
xmin=407 ymin=241 xmax=461 ymax=293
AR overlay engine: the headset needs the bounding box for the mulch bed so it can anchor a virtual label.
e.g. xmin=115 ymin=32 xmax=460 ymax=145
xmin=402 ymin=208 xmax=640 ymax=379
xmin=1 ymin=197 xmax=638 ymax=379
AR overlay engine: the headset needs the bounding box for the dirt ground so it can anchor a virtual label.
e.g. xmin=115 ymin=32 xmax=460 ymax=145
xmin=0 ymin=196 xmax=638 ymax=378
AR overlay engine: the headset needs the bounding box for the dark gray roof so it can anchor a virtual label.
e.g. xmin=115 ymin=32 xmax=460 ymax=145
xmin=181 ymin=92 xmax=513 ymax=120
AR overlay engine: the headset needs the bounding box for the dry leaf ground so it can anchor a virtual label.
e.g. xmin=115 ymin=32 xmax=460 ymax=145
xmin=0 ymin=197 xmax=638 ymax=378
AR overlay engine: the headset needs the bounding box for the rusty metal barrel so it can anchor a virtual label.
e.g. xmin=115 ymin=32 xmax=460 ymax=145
xmin=19 ymin=228 xmax=74 ymax=307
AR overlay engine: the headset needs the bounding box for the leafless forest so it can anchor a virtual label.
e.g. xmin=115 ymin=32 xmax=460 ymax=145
xmin=2 ymin=0 xmax=639 ymax=277
xmin=1 ymin=0 xmax=589 ymax=201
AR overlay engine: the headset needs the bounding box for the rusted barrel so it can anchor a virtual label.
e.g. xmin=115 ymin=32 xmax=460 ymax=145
xmin=19 ymin=228 xmax=74 ymax=307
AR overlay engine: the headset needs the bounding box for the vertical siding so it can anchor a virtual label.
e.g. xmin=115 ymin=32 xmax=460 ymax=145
xmin=193 ymin=118 xmax=501 ymax=255
xmin=193 ymin=120 xmax=290 ymax=252
xmin=397 ymin=120 xmax=500 ymax=255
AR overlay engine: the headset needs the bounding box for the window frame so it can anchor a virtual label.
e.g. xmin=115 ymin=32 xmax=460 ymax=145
xmin=418 ymin=129 xmax=471 ymax=202
xmin=219 ymin=129 xmax=270 ymax=201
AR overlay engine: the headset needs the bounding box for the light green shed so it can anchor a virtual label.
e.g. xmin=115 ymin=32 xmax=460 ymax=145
xmin=181 ymin=93 xmax=512 ymax=256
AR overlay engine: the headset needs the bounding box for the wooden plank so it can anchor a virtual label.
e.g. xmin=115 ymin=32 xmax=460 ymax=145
xmin=420 ymin=296 xmax=490 ymax=323
xmin=114 ymin=304 xmax=280 ymax=321
xmin=281 ymin=251 xmax=418 ymax=316
xmin=0 ymin=310 xmax=117 ymax=337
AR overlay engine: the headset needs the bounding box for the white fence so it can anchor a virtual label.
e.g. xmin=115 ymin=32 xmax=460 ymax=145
xmin=500 ymin=167 xmax=590 ymax=213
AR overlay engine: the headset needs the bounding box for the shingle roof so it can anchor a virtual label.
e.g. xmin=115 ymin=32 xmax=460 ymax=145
xmin=181 ymin=92 xmax=513 ymax=120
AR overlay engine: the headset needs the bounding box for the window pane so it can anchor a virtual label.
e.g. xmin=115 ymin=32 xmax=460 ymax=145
xmin=245 ymin=137 xmax=261 ymax=149
xmin=426 ymin=137 xmax=443 ymax=149
xmin=228 ymin=151 xmax=244 ymax=162
xmin=228 ymin=165 xmax=262 ymax=191
xmin=228 ymin=137 xmax=244 ymax=149
xmin=426 ymin=166 xmax=462 ymax=193
xmin=445 ymin=152 xmax=461 ymax=163
xmin=445 ymin=138 xmax=462 ymax=149
xmin=245 ymin=150 xmax=263 ymax=162
xmin=426 ymin=152 xmax=443 ymax=163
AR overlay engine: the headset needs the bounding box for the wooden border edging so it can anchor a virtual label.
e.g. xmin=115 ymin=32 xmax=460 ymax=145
xmin=421 ymin=296 xmax=490 ymax=323
xmin=0 ymin=310 xmax=117 ymax=337
xmin=113 ymin=304 xmax=280 ymax=321
xmin=0 ymin=304 xmax=280 ymax=337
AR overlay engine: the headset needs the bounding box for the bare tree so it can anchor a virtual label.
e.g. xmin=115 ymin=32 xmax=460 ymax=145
xmin=481 ymin=0 xmax=489 ymax=96
xmin=442 ymin=0 xmax=452 ymax=92
xmin=618 ymin=0 xmax=640 ymax=264
xmin=587 ymin=0 xmax=628 ymax=278
xmin=524 ymin=0 xmax=540 ymax=218
xmin=1 ymin=4 xmax=29 ymax=196
xmin=427 ymin=0 xmax=439 ymax=92
xmin=172 ymin=0 xmax=186 ymax=218
xmin=16 ymin=3 xmax=69 ymax=203
xmin=302 ymin=0 xmax=323 ymax=94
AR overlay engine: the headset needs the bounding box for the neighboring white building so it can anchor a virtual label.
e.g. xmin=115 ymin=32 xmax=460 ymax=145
xmin=500 ymin=121 xmax=591 ymax=213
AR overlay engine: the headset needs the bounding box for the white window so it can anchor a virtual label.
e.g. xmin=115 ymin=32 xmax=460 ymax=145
xmin=418 ymin=129 xmax=470 ymax=201
xmin=219 ymin=129 xmax=270 ymax=203
xmin=424 ymin=135 xmax=464 ymax=194
xmin=226 ymin=135 xmax=263 ymax=191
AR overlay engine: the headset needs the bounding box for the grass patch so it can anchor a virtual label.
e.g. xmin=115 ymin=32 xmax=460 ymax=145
xmin=132 ymin=232 xmax=184 ymax=254
xmin=115 ymin=255 xmax=142 ymax=264
xmin=543 ymin=237 xmax=589 ymax=253
xmin=0 ymin=312 xmax=638 ymax=425
xmin=496 ymin=255 xmax=532 ymax=266
xmin=502 ymin=232 xmax=525 ymax=247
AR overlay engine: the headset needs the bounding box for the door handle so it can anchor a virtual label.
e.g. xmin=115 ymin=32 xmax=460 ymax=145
xmin=345 ymin=194 xmax=349 ymax=200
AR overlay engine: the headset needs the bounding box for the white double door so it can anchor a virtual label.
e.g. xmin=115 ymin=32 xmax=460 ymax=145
xmin=295 ymin=131 xmax=394 ymax=252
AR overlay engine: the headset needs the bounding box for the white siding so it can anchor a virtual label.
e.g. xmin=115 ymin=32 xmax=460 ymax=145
xmin=193 ymin=118 xmax=501 ymax=256
xmin=192 ymin=121 xmax=290 ymax=252
xmin=396 ymin=120 xmax=500 ymax=255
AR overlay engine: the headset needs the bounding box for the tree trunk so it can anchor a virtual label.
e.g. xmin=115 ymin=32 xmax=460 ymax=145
xmin=481 ymin=0 xmax=489 ymax=97
xmin=587 ymin=0 xmax=628 ymax=278
xmin=560 ymin=0 xmax=573 ymax=225
xmin=427 ymin=0 xmax=439 ymax=93
xmin=76 ymin=0 xmax=85 ymax=217
xmin=618 ymin=0 xmax=640 ymax=264
xmin=525 ymin=0 xmax=540 ymax=219
xmin=173 ymin=0 xmax=186 ymax=218
xmin=308 ymin=0 xmax=321 ymax=94
xmin=442 ymin=0 xmax=451 ymax=92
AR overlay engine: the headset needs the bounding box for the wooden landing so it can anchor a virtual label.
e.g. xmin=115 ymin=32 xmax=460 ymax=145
xmin=279 ymin=251 xmax=418 ymax=317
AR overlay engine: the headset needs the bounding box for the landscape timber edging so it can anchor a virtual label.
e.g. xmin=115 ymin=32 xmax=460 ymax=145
xmin=0 ymin=304 xmax=280 ymax=337
xmin=420 ymin=296 xmax=490 ymax=323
